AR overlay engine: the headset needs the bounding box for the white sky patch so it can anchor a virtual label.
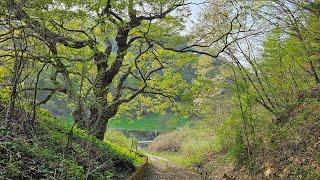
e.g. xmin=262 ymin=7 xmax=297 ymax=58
xmin=181 ymin=0 xmax=205 ymax=35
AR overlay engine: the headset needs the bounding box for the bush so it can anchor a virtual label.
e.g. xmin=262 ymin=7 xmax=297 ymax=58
xmin=148 ymin=128 xmax=215 ymax=166
xmin=104 ymin=129 xmax=135 ymax=149
xmin=178 ymin=129 xmax=214 ymax=166
xmin=148 ymin=131 xmax=186 ymax=152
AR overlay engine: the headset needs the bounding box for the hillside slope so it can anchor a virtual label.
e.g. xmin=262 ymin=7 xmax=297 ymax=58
xmin=0 ymin=106 xmax=143 ymax=179
xmin=147 ymin=91 xmax=320 ymax=179
xmin=201 ymin=99 xmax=320 ymax=179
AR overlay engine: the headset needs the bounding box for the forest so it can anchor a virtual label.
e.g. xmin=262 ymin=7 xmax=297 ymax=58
xmin=0 ymin=0 xmax=319 ymax=179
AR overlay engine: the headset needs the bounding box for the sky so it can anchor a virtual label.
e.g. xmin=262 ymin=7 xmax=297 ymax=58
xmin=183 ymin=0 xmax=205 ymax=34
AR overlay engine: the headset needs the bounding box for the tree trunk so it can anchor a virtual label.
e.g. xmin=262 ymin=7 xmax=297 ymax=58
xmin=88 ymin=106 xmax=117 ymax=140
xmin=72 ymin=105 xmax=87 ymax=128
xmin=72 ymin=27 xmax=128 ymax=140
xmin=72 ymin=104 xmax=118 ymax=140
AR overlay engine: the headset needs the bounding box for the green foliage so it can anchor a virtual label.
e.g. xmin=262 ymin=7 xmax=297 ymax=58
xmin=149 ymin=128 xmax=215 ymax=166
xmin=151 ymin=6 xmax=320 ymax=178
xmin=37 ymin=109 xmax=144 ymax=166
xmin=109 ymin=113 xmax=189 ymax=131
xmin=0 ymin=109 xmax=144 ymax=179
xmin=0 ymin=0 xmax=199 ymax=142
xmin=60 ymin=159 xmax=84 ymax=179
xmin=0 ymin=0 xmax=319 ymax=179
xmin=6 ymin=158 xmax=22 ymax=177
xmin=104 ymin=129 xmax=135 ymax=149
xmin=214 ymin=117 xmax=245 ymax=160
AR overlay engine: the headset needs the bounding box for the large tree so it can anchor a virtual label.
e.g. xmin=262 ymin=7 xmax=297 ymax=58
xmin=1 ymin=0 xmax=247 ymax=140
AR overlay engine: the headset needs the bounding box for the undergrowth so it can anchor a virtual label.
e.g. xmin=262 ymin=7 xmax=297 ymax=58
xmin=148 ymin=100 xmax=320 ymax=179
xmin=0 ymin=108 xmax=144 ymax=179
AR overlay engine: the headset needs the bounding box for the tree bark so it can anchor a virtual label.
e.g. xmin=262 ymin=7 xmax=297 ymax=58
xmin=88 ymin=106 xmax=117 ymax=140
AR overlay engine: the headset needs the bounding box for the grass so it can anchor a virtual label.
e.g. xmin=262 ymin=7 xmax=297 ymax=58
xmin=148 ymin=100 xmax=320 ymax=179
xmin=147 ymin=128 xmax=216 ymax=167
xmin=0 ymin=108 xmax=144 ymax=179
xmin=109 ymin=113 xmax=189 ymax=131
xmin=104 ymin=129 xmax=136 ymax=149
xmin=60 ymin=113 xmax=189 ymax=132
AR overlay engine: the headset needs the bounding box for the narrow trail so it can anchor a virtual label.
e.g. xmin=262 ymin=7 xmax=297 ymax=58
xmin=142 ymin=154 xmax=203 ymax=180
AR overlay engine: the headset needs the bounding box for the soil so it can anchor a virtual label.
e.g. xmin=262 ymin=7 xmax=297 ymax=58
xmin=143 ymin=154 xmax=203 ymax=180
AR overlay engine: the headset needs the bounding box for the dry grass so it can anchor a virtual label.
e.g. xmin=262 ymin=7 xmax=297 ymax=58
xmin=147 ymin=131 xmax=186 ymax=152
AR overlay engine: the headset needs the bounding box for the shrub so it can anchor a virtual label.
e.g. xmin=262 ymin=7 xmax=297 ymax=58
xmin=148 ymin=128 xmax=215 ymax=166
xmin=104 ymin=129 xmax=135 ymax=149
xmin=148 ymin=131 xmax=186 ymax=152
xmin=176 ymin=128 xmax=214 ymax=166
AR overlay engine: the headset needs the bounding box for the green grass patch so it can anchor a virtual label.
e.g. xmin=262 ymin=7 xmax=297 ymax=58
xmin=109 ymin=113 xmax=189 ymax=131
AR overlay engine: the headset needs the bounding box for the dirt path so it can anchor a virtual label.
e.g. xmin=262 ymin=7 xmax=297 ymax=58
xmin=142 ymin=154 xmax=203 ymax=180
